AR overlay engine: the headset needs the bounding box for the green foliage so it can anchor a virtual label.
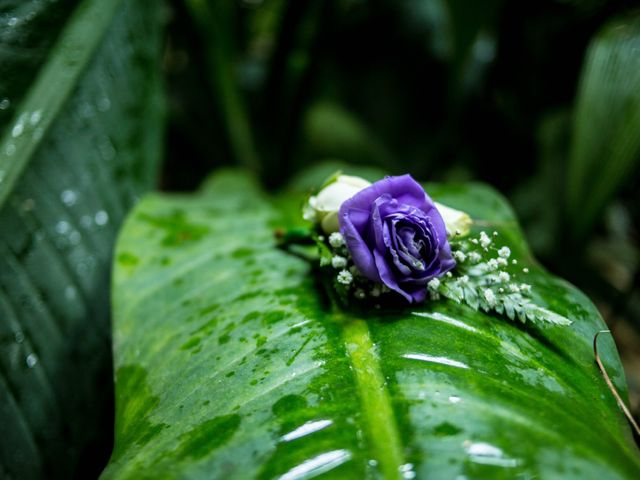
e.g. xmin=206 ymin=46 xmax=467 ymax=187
xmin=104 ymin=170 xmax=639 ymax=479
xmin=0 ymin=0 xmax=164 ymax=477
xmin=0 ymin=0 xmax=80 ymax=134
xmin=567 ymin=11 xmax=640 ymax=240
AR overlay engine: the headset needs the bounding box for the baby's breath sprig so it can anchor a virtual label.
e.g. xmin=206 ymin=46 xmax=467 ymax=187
xmin=310 ymin=229 xmax=571 ymax=324
xmin=432 ymin=231 xmax=571 ymax=325
xmin=313 ymin=231 xmax=392 ymax=307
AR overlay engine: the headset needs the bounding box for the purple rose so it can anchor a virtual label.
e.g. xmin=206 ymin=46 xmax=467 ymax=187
xmin=338 ymin=175 xmax=455 ymax=303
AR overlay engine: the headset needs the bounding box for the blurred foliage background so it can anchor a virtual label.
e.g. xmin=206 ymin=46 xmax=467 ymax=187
xmin=164 ymin=0 xmax=640 ymax=412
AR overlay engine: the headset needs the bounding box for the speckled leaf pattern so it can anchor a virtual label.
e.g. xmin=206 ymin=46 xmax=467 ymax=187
xmin=0 ymin=0 xmax=163 ymax=478
xmin=105 ymin=171 xmax=640 ymax=479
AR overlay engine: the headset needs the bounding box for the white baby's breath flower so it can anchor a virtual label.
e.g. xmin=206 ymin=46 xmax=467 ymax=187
xmin=487 ymin=258 xmax=499 ymax=271
xmin=498 ymin=271 xmax=510 ymax=282
xmin=468 ymin=251 xmax=482 ymax=263
xmin=479 ymin=231 xmax=492 ymax=249
xmin=453 ymin=251 xmax=466 ymax=262
xmin=427 ymin=278 xmax=441 ymax=291
xmin=331 ymin=255 xmax=347 ymax=269
xmin=306 ymin=175 xmax=371 ymax=233
xmin=498 ymin=246 xmax=511 ymax=258
xmin=483 ymin=288 xmax=497 ymax=307
xmin=497 ymin=258 xmax=508 ymax=267
xmin=328 ymin=232 xmax=345 ymax=248
xmin=337 ymin=269 xmax=353 ymax=285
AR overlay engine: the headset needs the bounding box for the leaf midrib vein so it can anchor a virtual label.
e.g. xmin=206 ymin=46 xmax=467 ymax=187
xmin=341 ymin=317 xmax=404 ymax=479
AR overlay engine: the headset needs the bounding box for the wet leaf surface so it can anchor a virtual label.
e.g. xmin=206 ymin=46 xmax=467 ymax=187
xmin=0 ymin=0 xmax=164 ymax=477
xmin=105 ymin=170 xmax=640 ymax=479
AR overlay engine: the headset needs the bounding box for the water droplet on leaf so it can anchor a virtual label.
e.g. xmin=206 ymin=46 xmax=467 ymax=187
xmin=26 ymin=354 xmax=38 ymax=368
xmin=60 ymin=189 xmax=77 ymax=206
xmin=94 ymin=210 xmax=109 ymax=226
xmin=5 ymin=143 xmax=16 ymax=155
xmin=55 ymin=220 xmax=70 ymax=234
xmin=30 ymin=110 xmax=42 ymax=126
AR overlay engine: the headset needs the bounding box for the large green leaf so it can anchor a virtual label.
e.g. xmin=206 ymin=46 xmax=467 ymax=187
xmin=567 ymin=12 xmax=640 ymax=240
xmin=0 ymin=0 xmax=164 ymax=477
xmin=104 ymin=170 xmax=639 ymax=479
xmin=0 ymin=0 xmax=80 ymax=133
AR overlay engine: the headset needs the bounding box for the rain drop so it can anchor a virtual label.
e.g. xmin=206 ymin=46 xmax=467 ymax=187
xmin=11 ymin=123 xmax=23 ymax=137
xmin=5 ymin=143 xmax=16 ymax=156
xmin=76 ymin=256 xmax=97 ymax=276
xmin=14 ymin=331 xmax=24 ymax=344
xmin=399 ymin=463 xmax=416 ymax=479
xmin=94 ymin=210 xmax=109 ymax=226
xmin=55 ymin=220 xmax=71 ymax=234
xmin=26 ymin=354 xmax=38 ymax=368
xmin=60 ymin=189 xmax=77 ymax=206
xmin=0 ymin=98 xmax=10 ymax=110
xmin=30 ymin=110 xmax=42 ymax=126
xmin=8 ymin=17 xmax=18 ymax=27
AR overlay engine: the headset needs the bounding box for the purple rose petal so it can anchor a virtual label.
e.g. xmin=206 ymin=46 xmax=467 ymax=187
xmin=339 ymin=174 xmax=455 ymax=303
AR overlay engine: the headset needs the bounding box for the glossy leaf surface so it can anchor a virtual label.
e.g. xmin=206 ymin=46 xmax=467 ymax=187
xmin=0 ymin=0 xmax=164 ymax=477
xmin=105 ymin=171 xmax=640 ymax=479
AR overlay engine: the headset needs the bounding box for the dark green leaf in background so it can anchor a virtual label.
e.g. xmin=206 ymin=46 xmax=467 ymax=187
xmin=104 ymin=170 xmax=639 ymax=479
xmin=567 ymin=11 xmax=640 ymax=240
xmin=0 ymin=0 xmax=164 ymax=477
xmin=0 ymin=0 xmax=80 ymax=133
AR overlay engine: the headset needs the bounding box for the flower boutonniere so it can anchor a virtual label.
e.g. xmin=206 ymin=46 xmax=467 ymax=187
xmin=283 ymin=172 xmax=570 ymax=325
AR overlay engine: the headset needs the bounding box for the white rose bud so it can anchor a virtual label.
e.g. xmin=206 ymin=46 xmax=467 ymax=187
xmin=434 ymin=202 xmax=472 ymax=237
xmin=307 ymin=175 xmax=372 ymax=233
